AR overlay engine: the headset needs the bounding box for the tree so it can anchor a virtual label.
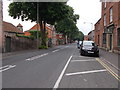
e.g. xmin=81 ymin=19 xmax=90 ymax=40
xmin=74 ymin=31 xmax=84 ymax=41
xmin=55 ymin=18 xmax=79 ymax=43
xmin=55 ymin=5 xmax=80 ymax=43
xmin=8 ymin=2 xmax=70 ymax=47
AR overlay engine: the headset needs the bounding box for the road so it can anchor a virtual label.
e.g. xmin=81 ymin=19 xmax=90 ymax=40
xmin=1 ymin=43 xmax=119 ymax=88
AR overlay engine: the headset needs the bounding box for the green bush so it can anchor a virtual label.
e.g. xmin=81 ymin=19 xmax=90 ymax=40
xmin=38 ymin=45 xmax=48 ymax=49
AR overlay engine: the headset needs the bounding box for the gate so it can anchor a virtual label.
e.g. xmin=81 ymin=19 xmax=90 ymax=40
xmin=5 ymin=37 xmax=11 ymax=52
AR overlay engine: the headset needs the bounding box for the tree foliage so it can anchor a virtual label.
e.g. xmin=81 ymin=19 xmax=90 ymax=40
xmin=55 ymin=5 xmax=83 ymax=42
xmin=8 ymin=2 xmax=71 ymax=46
xmin=74 ymin=31 xmax=84 ymax=41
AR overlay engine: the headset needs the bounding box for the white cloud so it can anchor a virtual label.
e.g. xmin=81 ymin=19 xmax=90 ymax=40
xmin=3 ymin=0 xmax=36 ymax=31
xmin=67 ymin=0 xmax=101 ymax=35
xmin=3 ymin=0 xmax=101 ymax=34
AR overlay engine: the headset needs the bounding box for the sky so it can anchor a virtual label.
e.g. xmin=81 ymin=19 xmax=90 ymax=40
xmin=3 ymin=0 xmax=101 ymax=35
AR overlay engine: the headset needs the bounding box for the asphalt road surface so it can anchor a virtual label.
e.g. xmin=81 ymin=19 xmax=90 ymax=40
xmin=1 ymin=43 xmax=119 ymax=88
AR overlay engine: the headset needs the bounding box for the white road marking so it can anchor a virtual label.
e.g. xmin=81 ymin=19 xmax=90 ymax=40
xmin=72 ymin=55 xmax=84 ymax=57
xmin=0 ymin=65 xmax=9 ymax=69
xmin=26 ymin=53 xmax=48 ymax=61
xmin=52 ymin=49 xmax=59 ymax=53
xmin=100 ymin=57 xmax=120 ymax=71
xmin=71 ymin=59 xmax=96 ymax=62
xmin=65 ymin=69 xmax=107 ymax=76
xmin=53 ymin=55 xmax=73 ymax=89
xmin=0 ymin=65 xmax=16 ymax=72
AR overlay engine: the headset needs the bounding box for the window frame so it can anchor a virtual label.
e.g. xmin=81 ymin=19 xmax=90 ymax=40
xmin=103 ymin=33 xmax=106 ymax=44
xmin=104 ymin=14 xmax=106 ymax=26
xmin=118 ymin=28 xmax=120 ymax=46
xmin=104 ymin=2 xmax=106 ymax=9
xmin=110 ymin=7 xmax=113 ymax=23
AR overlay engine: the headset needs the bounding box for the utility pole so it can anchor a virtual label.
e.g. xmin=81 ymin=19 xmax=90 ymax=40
xmin=37 ymin=2 xmax=39 ymax=49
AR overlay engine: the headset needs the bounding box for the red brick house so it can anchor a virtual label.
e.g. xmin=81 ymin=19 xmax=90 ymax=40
xmin=24 ymin=23 xmax=57 ymax=46
xmin=94 ymin=18 xmax=101 ymax=46
xmin=24 ymin=23 xmax=53 ymax=38
xmin=94 ymin=1 xmax=120 ymax=52
xmin=2 ymin=21 xmax=24 ymax=52
xmin=56 ymin=33 xmax=65 ymax=45
xmin=24 ymin=23 xmax=65 ymax=46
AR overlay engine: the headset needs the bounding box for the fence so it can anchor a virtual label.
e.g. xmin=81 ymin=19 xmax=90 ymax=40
xmin=7 ymin=36 xmax=37 ymax=52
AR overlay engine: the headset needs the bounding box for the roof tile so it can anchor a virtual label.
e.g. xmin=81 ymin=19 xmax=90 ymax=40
xmin=2 ymin=21 xmax=23 ymax=33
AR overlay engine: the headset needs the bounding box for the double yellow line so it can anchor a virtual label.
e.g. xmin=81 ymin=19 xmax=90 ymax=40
xmin=96 ymin=58 xmax=120 ymax=81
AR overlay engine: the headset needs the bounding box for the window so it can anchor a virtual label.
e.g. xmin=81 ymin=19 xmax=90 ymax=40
xmin=118 ymin=29 xmax=120 ymax=46
xmin=104 ymin=2 xmax=106 ymax=8
xmin=103 ymin=33 xmax=106 ymax=44
xmin=98 ymin=35 xmax=100 ymax=45
xmin=104 ymin=14 xmax=106 ymax=26
xmin=110 ymin=7 xmax=113 ymax=23
xmin=104 ymin=0 xmax=106 ymax=9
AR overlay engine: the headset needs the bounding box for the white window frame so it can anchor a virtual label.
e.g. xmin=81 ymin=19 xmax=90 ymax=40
xmin=110 ymin=7 xmax=113 ymax=23
xmin=104 ymin=14 xmax=106 ymax=26
xmin=104 ymin=0 xmax=106 ymax=9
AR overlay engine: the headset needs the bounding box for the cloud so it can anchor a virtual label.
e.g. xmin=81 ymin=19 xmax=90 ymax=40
xmin=67 ymin=0 xmax=101 ymax=35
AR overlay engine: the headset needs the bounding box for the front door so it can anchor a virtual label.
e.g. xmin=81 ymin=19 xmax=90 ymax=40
xmin=109 ymin=34 xmax=112 ymax=50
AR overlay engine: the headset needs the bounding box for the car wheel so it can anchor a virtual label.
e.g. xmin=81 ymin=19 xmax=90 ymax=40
xmin=80 ymin=51 xmax=84 ymax=56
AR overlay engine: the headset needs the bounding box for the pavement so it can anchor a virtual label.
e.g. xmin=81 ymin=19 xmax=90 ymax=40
xmin=1 ymin=43 xmax=120 ymax=89
xmin=99 ymin=49 xmax=119 ymax=75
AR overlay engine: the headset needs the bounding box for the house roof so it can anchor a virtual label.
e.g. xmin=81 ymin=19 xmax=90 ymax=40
xmin=25 ymin=23 xmax=52 ymax=32
xmin=2 ymin=21 xmax=23 ymax=33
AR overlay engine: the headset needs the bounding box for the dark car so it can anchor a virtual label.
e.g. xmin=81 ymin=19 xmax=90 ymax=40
xmin=80 ymin=41 xmax=99 ymax=57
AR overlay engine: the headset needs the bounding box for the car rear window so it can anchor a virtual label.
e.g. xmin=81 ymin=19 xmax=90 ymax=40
xmin=83 ymin=41 xmax=96 ymax=46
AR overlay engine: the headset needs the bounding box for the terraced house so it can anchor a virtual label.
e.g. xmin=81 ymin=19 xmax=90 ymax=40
xmin=95 ymin=1 xmax=120 ymax=53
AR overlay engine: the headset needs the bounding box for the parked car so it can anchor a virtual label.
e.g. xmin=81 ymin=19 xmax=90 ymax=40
xmin=77 ymin=41 xmax=82 ymax=49
xmin=80 ymin=41 xmax=99 ymax=57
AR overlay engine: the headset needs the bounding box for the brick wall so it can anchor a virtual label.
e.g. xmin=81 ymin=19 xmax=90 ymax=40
xmin=11 ymin=37 xmax=37 ymax=52
xmin=3 ymin=34 xmax=37 ymax=53
xmin=94 ymin=19 xmax=101 ymax=46
xmin=100 ymin=2 xmax=120 ymax=51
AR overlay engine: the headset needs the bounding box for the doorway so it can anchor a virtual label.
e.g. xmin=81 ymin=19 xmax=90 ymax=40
xmin=5 ymin=37 xmax=11 ymax=52
xmin=109 ymin=34 xmax=112 ymax=50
